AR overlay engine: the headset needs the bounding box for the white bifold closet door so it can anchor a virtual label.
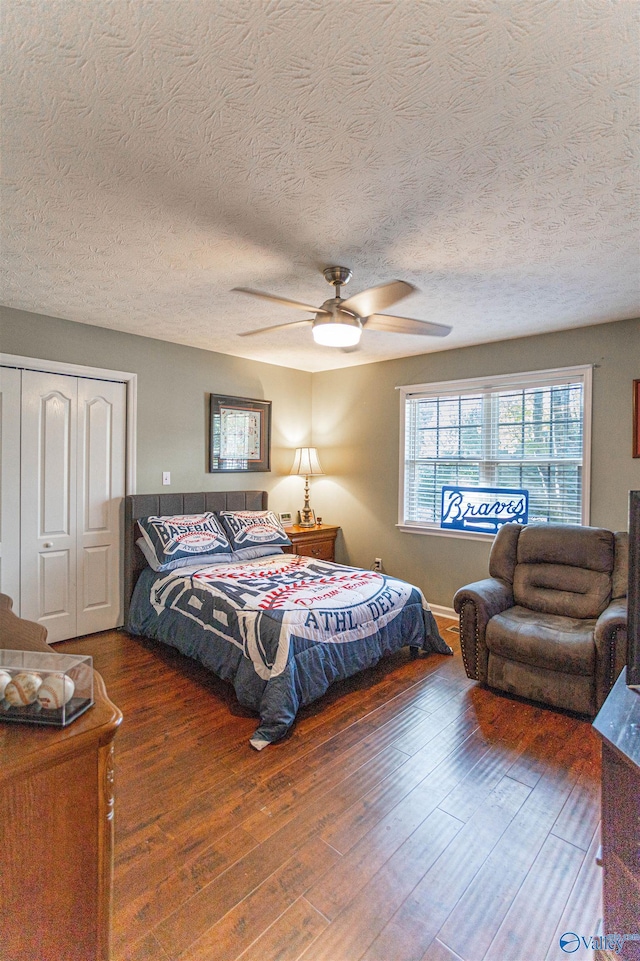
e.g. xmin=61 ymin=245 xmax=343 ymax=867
xmin=0 ymin=367 xmax=21 ymax=606
xmin=17 ymin=369 xmax=126 ymax=642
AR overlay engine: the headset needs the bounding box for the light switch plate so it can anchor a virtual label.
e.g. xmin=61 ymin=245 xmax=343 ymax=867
xmin=162 ymin=472 xmax=171 ymax=486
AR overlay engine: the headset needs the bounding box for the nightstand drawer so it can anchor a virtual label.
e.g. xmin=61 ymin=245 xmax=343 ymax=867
xmin=295 ymin=537 xmax=335 ymax=561
xmin=282 ymin=524 xmax=340 ymax=563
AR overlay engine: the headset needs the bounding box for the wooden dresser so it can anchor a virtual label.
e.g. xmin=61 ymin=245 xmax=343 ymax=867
xmin=592 ymin=671 xmax=640 ymax=961
xmin=0 ymin=671 xmax=122 ymax=961
xmin=282 ymin=523 xmax=340 ymax=562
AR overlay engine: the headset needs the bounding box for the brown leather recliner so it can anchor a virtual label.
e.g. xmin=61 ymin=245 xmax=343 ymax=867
xmin=453 ymin=524 xmax=628 ymax=716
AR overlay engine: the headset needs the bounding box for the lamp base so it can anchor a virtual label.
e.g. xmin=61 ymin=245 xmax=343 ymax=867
xmin=298 ymin=507 xmax=316 ymax=528
xmin=298 ymin=474 xmax=316 ymax=527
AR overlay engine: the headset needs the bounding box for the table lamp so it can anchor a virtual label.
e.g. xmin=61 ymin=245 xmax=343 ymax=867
xmin=290 ymin=447 xmax=324 ymax=527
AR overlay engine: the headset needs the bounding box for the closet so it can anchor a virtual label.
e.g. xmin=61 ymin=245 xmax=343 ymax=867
xmin=0 ymin=365 xmax=126 ymax=642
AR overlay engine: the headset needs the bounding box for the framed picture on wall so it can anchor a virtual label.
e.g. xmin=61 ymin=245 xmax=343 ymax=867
xmin=634 ymin=380 xmax=640 ymax=458
xmin=209 ymin=394 xmax=271 ymax=472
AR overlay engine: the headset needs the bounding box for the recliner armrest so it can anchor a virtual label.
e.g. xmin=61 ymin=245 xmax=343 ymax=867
xmin=594 ymin=598 xmax=628 ymax=708
xmin=453 ymin=578 xmax=514 ymax=619
xmin=453 ymin=578 xmax=513 ymax=682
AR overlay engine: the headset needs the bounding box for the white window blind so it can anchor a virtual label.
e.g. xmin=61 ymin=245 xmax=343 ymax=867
xmin=399 ymin=366 xmax=592 ymax=533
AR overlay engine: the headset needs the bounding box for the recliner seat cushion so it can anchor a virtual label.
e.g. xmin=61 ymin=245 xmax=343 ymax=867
xmin=486 ymin=606 xmax=596 ymax=676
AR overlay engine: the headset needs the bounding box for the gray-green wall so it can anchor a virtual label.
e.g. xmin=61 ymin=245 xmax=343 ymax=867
xmin=310 ymin=317 xmax=640 ymax=608
xmin=1 ymin=306 xmax=312 ymax=514
xmin=3 ymin=306 xmax=639 ymax=608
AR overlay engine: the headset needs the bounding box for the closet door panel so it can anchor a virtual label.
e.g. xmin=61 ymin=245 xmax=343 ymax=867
xmin=21 ymin=370 xmax=78 ymax=640
xmin=0 ymin=367 xmax=21 ymax=608
xmin=39 ymin=550 xmax=72 ymax=615
xmin=77 ymin=379 xmax=125 ymax=636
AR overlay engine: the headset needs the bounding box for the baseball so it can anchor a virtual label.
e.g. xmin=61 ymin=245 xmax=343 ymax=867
xmin=37 ymin=673 xmax=75 ymax=709
xmin=0 ymin=670 xmax=12 ymax=698
xmin=4 ymin=671 xmax=43 ymax=706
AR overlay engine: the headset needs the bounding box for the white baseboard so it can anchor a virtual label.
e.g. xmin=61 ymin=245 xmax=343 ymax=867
xmin=429 ymin=603 xmax=456 ymax=620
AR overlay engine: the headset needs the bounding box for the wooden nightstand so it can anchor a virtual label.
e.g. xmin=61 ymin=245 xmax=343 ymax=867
xmin=282 ymin=524 xmax=340 ymax=562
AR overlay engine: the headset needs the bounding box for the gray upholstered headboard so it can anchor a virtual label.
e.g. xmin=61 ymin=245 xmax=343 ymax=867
xmin=123 ymin=489 xmax=268 ymax=625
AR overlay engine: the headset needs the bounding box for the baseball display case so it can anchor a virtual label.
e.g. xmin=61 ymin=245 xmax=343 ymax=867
xmin=0 ymin=650 xmax=94 ymax=726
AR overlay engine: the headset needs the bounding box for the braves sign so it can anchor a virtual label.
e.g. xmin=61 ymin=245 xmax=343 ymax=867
xmin=441 ymin=486 xmax=528 ymax=534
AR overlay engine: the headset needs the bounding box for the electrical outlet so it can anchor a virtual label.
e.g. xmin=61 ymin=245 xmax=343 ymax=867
xmin=162 ymin=471 xmax=171 ymax=486
xmin=373 ymin=557 xmax=382 ymax=572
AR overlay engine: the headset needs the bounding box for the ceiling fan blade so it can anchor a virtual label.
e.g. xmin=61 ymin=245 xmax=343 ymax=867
xmin=238 ymin=318 xmax=313 ymax=337
xmin=364 ymin=314 xmax=452 ymax=337
xmin=233 ymin=287 xmax=329 ymax=315
xmin=340 ymin=280 xmax=416 ymax=318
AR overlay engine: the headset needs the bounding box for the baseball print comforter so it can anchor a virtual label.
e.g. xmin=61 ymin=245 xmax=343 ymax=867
xmin=127 ymin=553 xmax=452 ymax=749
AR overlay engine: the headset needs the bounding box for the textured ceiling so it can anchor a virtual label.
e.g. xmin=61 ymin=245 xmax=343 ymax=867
xmin=2 ymin=0 xmax=639 ymax=372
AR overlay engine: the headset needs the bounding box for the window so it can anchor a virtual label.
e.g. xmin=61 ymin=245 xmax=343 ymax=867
xmin=399 ymin=366 xmax=592 ymax=536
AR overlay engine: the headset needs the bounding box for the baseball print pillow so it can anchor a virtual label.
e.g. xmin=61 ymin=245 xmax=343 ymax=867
xmin=217 ymin=510 xmax=291 ymax=550
xmin=137 ymin=513 xmax=231 ymax=569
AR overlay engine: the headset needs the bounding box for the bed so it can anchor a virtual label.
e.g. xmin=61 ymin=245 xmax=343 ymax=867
xmin=124 ymin=490 xmax=452 ymax=749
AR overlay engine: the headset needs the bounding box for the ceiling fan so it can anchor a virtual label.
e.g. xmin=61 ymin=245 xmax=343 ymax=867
xmin=233 ymin=266 xmax=452 ymax=348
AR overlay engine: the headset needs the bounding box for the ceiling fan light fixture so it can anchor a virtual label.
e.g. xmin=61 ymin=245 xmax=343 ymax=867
xmin=311 ymin=313 xmax=362 ymax=347
xmin=234 ymin=267 xmax=452 ymax=344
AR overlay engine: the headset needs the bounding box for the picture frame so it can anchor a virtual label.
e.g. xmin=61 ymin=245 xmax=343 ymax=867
xmin=209 ymin=395 xmax=271 ymax=472
xmin=634 ymin=380 xmax=640 ymax=458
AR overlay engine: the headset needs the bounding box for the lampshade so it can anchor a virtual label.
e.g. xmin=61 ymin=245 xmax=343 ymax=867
xmin=312 ymin=315 xmax=362 ymax=347
xmin=290 ymin=447 xmax=324 ymax=476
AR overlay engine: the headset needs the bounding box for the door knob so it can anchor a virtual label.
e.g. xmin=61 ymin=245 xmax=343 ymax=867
xmin=43 ymin=542 xmax=53 ymax=549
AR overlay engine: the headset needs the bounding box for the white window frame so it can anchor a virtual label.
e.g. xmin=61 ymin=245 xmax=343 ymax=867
xmin=397 ymin=365 xmax=592 ymax=540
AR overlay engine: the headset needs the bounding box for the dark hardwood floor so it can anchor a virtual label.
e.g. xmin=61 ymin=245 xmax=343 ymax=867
xmin=58 ymin=618 xmax=603 ymax=961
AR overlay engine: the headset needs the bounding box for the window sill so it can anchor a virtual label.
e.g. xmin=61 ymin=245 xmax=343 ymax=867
xmin=397 ymin=524 xmax=494 ymax=542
